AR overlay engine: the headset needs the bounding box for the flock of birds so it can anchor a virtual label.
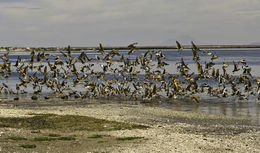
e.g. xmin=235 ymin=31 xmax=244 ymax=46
xmin=0 ymin=41 xmax=260 ymax=102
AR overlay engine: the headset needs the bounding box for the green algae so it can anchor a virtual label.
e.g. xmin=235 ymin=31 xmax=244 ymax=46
xmin=88 ymin=134 xmax=103 ymax=139
xmin=116 ymin=136 xmax=144 ymax=141
xmin=48 ymin=133 xmax=61 ymax=137
xmin=8 ymin=136 xmax=27 ymax=141
xmin=20 ymin=144 xmax=37 ymax=148
xmin=0 ymin=114 xmax=148 ymax=131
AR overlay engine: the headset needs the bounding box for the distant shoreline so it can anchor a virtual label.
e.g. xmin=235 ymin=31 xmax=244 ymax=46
xmin=1 ymin=45 xmax=260 ymax=52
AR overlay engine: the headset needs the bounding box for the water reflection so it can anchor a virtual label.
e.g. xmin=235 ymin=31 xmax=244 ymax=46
xmin=154 ymin=100 xmax=260 ymax=125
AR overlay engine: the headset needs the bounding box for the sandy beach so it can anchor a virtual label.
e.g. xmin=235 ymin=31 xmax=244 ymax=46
xmin=0 ymin=100 xmax=259 ymax=153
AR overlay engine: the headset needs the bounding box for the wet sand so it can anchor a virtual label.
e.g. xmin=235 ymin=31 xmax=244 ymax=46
xmin=0 ymin=100 xmax=259 ymax=153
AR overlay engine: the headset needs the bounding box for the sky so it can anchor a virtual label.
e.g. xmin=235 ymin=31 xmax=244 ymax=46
xmin=0 ymin=0 xmax=260 ymax=47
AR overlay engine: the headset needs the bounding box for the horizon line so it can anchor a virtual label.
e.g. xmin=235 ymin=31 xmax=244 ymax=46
xmin=1 ymin=44 xmax=260 ymax=51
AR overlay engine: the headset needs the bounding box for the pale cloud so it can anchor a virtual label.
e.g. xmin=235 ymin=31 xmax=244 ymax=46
xmin=0 ymin=0 xmax=260 ymax=46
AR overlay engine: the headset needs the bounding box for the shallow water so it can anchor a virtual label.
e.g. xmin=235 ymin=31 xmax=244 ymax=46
xmin=1 ymin=48 xmax=260 ymax=124
xmin=156 ymin=100 xmax=260 ymax=125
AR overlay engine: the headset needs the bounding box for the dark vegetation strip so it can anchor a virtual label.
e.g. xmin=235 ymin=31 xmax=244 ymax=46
xmin=1 ymin=45 xmax=260 ymax=52
xmin=20 ymin=144 xmax=37 ymax=149
xmin=116 ymin=136 xmax=145 ymax=141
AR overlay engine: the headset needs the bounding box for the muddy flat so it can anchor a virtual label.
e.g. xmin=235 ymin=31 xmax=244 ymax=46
xmin=0 ymin=100 xmax=259 ymax=153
